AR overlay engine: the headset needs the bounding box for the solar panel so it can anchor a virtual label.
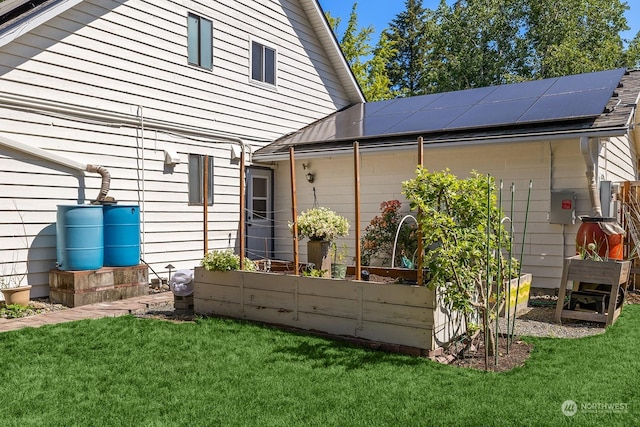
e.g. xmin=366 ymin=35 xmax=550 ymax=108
xmin=480 ymin=78 xmax=555 ymax=103
xmin=424 ymin=85 xmax=496 ymax=110
xmin=518 ymin=88 xmax=618 ymax=123
xmin=544 ymin=68 xmax=625 ymax=95
xmin=281 ymin=68 xmax=626 ymax=146
xmin=385 ymin=106 xmax=471 ymax=135
xmin=446 ymin=98 xmax=536 ymax=130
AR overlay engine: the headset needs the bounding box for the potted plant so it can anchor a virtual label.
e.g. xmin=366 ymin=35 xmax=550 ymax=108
xmin=291 ymin=207 xmax=349 ymax=277
xmin=330 ymin=243 xmax=349 ymax=279
xmin=1 ymin=263 xmax=31 ymax=307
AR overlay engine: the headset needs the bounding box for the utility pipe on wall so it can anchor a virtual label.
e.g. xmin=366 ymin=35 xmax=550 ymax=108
xmin=580 ymin=136 xmax=603 ymax=216
xmin=0 ymin=134 xmax=110 ymax=203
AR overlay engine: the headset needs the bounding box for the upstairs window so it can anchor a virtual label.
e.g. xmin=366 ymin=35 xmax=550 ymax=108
xmin=188 ymin=154 xmax=214 ymax=205
xmin=187 ymin=13 xmax=212 ymax=69
xmin=251 ymin=41 xmax=276 ymax=85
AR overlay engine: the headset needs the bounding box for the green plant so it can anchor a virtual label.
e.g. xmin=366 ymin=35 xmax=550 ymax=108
xmin=0 ymin=303 xmax=29 ymax=318
xmin=201 ymin=250 xmax=256 ymax=272
xmin=361 ymin=200 xmax=417 ymax=266
xmin=330 ymin=243 xmax=349 ymax=264
xmin=403 ymin=168 xmax=519 ymax=353
xmin=291 ymin=207 xmax=349 ymax=242
xmin=302 ymin=267 xmax=327 ymax=277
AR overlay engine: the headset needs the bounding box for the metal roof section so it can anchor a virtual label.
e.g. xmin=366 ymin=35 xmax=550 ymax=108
xmin=255 ymin=68 xmax=637 ymax=160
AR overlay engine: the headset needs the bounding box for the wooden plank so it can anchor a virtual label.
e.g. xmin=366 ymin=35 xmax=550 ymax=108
xmin=356 ymin=319 xmax=432 ymax=350
xmin=362 ymin=301 xmax=433 ymax=329
xmin=560 ymin=309 xmax=607 ymax=323
xmin=193 ymin=281 xmax=241 ymax=304
xmin=297 ymin=293 xmax=358 ymax=320
xmin=297 ymin=278 xmax=359 ymax=299
xmin=361 ymin=282 xmax=435 ymax=308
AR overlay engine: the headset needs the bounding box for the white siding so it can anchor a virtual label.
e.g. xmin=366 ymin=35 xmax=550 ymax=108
xmin=0 ymin=0 xmax=356 ymax=298
xmin=273 ymin=137 xmax=638 ymax=289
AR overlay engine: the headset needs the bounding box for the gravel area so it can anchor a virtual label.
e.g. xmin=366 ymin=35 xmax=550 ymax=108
xmin=498 ymin=306 xmax=605 ymax=338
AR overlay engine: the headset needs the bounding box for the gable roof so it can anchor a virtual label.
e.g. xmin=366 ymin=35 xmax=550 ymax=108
xmin=254 ymin=69 xmax=640 ymax=161
xmin=0 ymin=0 xmax=364 ymax=103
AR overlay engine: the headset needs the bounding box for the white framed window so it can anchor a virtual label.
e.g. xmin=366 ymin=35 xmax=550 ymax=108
xmin=251 ymin=40 xmax=276 ymax=85
xmin=187 ymin=13 xmax=213 ymax=69
xmin=188 ymin=154 xmax=214 ymax=206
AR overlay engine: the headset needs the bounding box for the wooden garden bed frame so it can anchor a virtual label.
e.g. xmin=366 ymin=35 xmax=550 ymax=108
xmin=194 ymin=268 xmax=533 ymax=356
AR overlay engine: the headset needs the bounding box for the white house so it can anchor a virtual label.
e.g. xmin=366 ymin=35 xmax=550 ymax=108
xmin=0 ymin=0 xmax=363 ymax=298
xmin=254 ymin=68 xmax=640 ymax=289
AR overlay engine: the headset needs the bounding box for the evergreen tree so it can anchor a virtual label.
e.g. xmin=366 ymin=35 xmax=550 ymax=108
xmin=326 ymin=3 xmax=395 ymax=101
xmin=624 ymin=31 xmax=640 ymax=69
xmin=384 ymin=0 xmax=436 ymax=96
xmin=430 ymin=0 xmax=529 ymax=92
xmin=525 ymin=0 xmax=629 ymax=78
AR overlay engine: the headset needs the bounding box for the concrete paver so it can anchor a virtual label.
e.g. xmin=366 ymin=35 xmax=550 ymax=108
xmin=0 ymin=292 xmax=174 ymax=333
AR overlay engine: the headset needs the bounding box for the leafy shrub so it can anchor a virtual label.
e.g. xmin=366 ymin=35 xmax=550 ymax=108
xmin=361 ymin=200 xmax=417 ymax=266
xmin=201 ymin=250 xmax=256 ymax=271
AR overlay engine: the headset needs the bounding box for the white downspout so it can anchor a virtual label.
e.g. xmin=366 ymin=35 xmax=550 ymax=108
xmin=580 ymin=136 xmax=602 ymax=217
xmin=0 ymin=134 xmax=110 ymax=203
xmin=138 ymin=106 xmax=146 ymax=260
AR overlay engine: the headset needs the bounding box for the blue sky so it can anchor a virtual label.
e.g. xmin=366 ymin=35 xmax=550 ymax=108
xmin=318 ymin=0 xmax=640 ymax=46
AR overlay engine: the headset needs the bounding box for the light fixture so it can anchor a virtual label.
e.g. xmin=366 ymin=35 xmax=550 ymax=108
xmin=305 ymin=172 xmax=315 ymax=183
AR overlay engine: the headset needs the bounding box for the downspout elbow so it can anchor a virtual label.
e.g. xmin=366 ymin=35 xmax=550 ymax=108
xmin=86 ymin=164 xmax=111 ymax=204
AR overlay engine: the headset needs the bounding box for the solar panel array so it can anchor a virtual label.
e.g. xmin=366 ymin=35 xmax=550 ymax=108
xmin=286 ymin=68 xmax=625 ymax=145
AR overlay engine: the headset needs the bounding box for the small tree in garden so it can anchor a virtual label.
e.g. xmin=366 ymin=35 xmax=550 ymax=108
xmin=361 ymin=200 xmax=417 ymax=267
xmin=402 ymin=168 xmax=518 ymax=358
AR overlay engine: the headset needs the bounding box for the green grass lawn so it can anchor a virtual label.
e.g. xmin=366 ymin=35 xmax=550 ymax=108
xmin=1 ymin=306 xmax=639 ymax=426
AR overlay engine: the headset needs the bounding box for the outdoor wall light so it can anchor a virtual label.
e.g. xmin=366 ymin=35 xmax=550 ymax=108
xmin=305 ymin=172 xmax=315 ymax=183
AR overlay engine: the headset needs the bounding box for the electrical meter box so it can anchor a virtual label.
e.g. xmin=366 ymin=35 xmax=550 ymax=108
xmin=549 ymin=190 xmax=576 ymax=224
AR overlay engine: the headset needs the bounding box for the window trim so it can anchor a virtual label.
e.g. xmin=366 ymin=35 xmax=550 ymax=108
xmin=187 ymin=12 xmax=213 ymax=70
xmin=249 ymin=38 xmax=278 ymax=87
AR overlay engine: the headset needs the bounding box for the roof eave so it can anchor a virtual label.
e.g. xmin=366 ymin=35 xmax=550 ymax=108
xmin=0 ymin=0 xmax=83 ymax=49
xmin=253 ymin=125 xmax=630 ymax=162
xmin=299 ymin=0 xmax=365 ymax=104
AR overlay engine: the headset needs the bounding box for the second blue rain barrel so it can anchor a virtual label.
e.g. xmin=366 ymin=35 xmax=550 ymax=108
xmin=56 ymin=205 xmax=104 ymax=271
xmin=103 ymin=205 xmax=140 ymax=267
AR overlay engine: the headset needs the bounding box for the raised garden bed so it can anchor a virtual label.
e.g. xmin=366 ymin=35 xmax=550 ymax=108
xmin=194 ymin=267 xmax=531 ymax=356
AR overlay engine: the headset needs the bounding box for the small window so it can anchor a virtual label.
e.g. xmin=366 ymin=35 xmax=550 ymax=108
xmin=189 ymin=154 xmax=214 ymax=205
xmin=251 ymin=41 xmax=276 ymax=85
xmin=187 ymin=13 xmax=212 ymax=69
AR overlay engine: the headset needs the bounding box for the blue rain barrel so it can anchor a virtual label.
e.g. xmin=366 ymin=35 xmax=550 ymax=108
xmin=103 ymin=205 xmax=140 ymax=267
xmin=56 ymin=205 xmax=104 ymax=271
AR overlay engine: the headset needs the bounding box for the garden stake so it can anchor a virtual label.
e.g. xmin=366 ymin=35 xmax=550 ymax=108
xmin=507 ymin=182 xmax=516 ymax=352
xmin=510 ymin=180 xmax=533 ymax=345
xmin=495 ymin=179 xmax=504 ymax=367
xmin=484 ymin=174 xmax=492 ymax=370
xmin=289 ymin=147 xmax=299 ymax=275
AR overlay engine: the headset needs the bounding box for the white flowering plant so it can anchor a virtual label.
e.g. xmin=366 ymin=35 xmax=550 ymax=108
xmin=291 ymin=207 xmax=350 ymax=242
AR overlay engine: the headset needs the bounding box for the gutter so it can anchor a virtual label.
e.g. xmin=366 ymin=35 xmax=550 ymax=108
xmin=253 ymin=126 xmax=630 ymax=162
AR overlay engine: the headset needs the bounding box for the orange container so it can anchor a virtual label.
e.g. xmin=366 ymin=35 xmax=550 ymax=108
xmin=576 ymin=217 xmax=623 ymax=260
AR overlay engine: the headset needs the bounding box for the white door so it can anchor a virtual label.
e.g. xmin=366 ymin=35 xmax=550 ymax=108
xmin=246 ymin=168 xmax=273 ymax=259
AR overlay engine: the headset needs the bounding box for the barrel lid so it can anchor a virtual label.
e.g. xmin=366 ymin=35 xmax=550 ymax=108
xmin=579 ymin=216 xmax=617 ymax=223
